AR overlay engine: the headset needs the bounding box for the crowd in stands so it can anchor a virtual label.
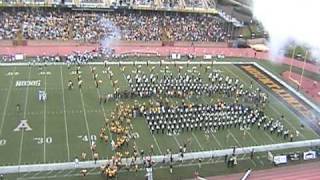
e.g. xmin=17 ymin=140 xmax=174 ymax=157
xmin=0 ymin=9 xmax=228 ymax=42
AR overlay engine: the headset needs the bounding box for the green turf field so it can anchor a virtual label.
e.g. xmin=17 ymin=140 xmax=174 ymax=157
xmin=0 ymin=60 xmax=319 ymax=179
xmin=0 ymin=61 xmax=318 ymax=165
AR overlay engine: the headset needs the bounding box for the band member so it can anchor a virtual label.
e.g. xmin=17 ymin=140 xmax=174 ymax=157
xmin=78 ymin=80 xmax=83 ymax=88
xmin=68 ymin=80 xmax=73 ymax=90
xmin=81 ymin=152 xmax=87 ymax=160
xmin=80 ymin=169 xmax=88 ymax=176
xmin=16 ymin=104 xmax=21 ymax=112
xmin=93 ymin=152 xmax=99 ymax=164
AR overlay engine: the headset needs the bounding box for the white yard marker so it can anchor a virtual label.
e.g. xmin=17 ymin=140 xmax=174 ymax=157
xmin=0 ymin=67 xmax=16 ymax=136
xmin=15 ymin=155 xmax=268 ymax=180
xmin=200 ymin=96 xmax=225 ymax=149
xmin=95 ymin=89 xmax=113 ymax=141
xmin=248 ymin=155 xmax=257 ymax=167
xmin=192 ymin=133 xmax=204 ymax=150
xmin=199 ymin=96 xmax=226 ymax=149
xmin=239 ymin=67 xmax=304 ymax=137
xmin=224 ymin=66 xmax=306 ymax=139
xmin=173 ymin=136 xmax=181 ymax=146
xmin=247 ymin=130 xmax=259 ymax=145
xmin=210 ymin=132 xmax=223 ymax=148
xmin=228 ymin=130 xmax=257 ymax=167
xmin=255 ymin=155 xmax=265 ymax=166
xmin=20 ymin=171 xmax=32 ymax=178
xmin=152 ymin=135 xmax=163 ymax=155
xmin=265 ymin=132 xmax=276 ymax=143
xmin=60 ymin=66 xmax=71 ymax=161
xmin=18 ymin=67 xmax=32 ymax=165
xmin=227 ymin=130 xmax=242 ymax=147
xmin=43 ymin=70 xmax=47 ymax=163
xmin=79 ymin=89 xmax=93 ymax=158
xmin=147 ymin=98 xmax=164 ymax=154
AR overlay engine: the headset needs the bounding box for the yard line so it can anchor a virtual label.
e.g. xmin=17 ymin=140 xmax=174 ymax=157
xmin=173 ymin=136 xmax=181 ymax=146
xmin=264 ymin=131 xmax=276 ymax=143
xmin=192 ymin=133 xmax=204 ymax=150
xmin=228 ymin=130 xmax=257 ymax=167
xmin=227 ymin=66 xmax=307 ymax=139
xmin=150 ymin=92 xmax=183 ymax=151
xmin=147 ymin=98 xmax=165 ymax=154
xmin=17 ymin=154 xmax=269 ymax=180
xmin=43 ymin=70 xmax=47 ymax=163
xmin=95 ymin=89 xmax=113 ymax=141
xmin=241 ymin=153 xmax=247 ymax=161
xmin=209 ymin=132 xmax=223 ymax=148
xmin=199 ymin=96 xmax=224 ymax=148
xmin=256 ymin=155 xmax=265 ymax=166
xmin=248 ymin=155 xmax=257 ymax=167
xmin=59 ymin=66 xmax=71 ymax=161
xmin=269 ymin=105 xmax=306 ymax=138
xmin=119 ymin=70 xmax=142 ymax=152
xmin=88 ymin=168 xmax=97 ymax=173
xmin=20 ymin=171 xmax=32 ymax=178
xmin=247 ymin=130 xmax=259 ymax=145
xmin=30 ymin=171 xmax=42 ymax=178
xmin=152 ymin=135 xmax=163 ymax=155
xmin=224 ymin=66 xmax=305 ymax=139
xmin=18 ymin=67 xmax=32 ymax=165
xmin=0 ymin=67 xmax=16 ymax=136
xmin=63 ymin=169 xmax=76 ymax=177
xmin=227 ymin=130 xmax=241 ymax=147
xmin=55 ymin=170 xmax=67 ymax=175
xmin=44 ymin=170 xmax=54 ymax=176
xmin=79 ymin=88 xmax=93 ymax=158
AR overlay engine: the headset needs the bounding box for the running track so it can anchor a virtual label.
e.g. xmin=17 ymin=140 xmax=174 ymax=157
xmin=208 ymin=161 xmax=320 ymax=180
xmin=0 ymin=44 xmax=319 ymax=74
xmin=282 ymin=71 xmax=320 ymax=103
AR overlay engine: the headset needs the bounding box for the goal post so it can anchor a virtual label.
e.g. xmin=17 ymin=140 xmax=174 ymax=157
xmin=288 ymin=46 xmax=308 ymax=87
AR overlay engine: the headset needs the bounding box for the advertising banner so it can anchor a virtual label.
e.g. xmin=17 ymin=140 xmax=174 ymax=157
xmin=273 ymin=155 xmax=287 ymax=165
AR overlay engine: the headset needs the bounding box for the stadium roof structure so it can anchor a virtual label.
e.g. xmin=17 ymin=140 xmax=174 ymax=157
xmin=0 ymin=0 xmax=219 ymax=14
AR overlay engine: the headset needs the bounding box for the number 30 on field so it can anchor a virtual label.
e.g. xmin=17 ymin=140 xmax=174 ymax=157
xmin=33 ymin=137 xmax=52 ymax=144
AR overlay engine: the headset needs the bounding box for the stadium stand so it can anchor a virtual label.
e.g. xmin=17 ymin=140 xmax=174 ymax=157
xmin=0 ymin=8 xmax=229 ymax=42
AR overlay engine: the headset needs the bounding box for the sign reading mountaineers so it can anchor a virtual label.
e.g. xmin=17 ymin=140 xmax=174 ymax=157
xmin=240 ymin=65 xmax=314 ymax=119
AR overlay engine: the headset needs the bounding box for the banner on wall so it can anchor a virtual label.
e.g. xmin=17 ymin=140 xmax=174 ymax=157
xmin=171 ymin=54 xmax=181 ymax=60
xmin=15 ymin=54 xmax=24 ymax=60
xmin=204 ymin=55 xmax=212 ymax=59
xmin=273 ymin=155 xmax=287 ymax=165
xmin=288 ymin=153 xmax=301 ymax=161
xmin=303 ymin=151 xmax=316 ymax=160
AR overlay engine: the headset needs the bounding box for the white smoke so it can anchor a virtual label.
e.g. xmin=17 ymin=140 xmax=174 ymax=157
xmin=99 ymin=18 xmax=121 ymax=55
xmin=252 ymin=0 xmax=320 ymax=61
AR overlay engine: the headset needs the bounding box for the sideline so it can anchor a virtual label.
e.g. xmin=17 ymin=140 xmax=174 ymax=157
xmin=1 ymin=139 xmax=320 ymax=174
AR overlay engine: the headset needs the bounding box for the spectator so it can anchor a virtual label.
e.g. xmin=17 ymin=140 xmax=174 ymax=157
xmin=0 ymin=9 xmax=228 ymax=42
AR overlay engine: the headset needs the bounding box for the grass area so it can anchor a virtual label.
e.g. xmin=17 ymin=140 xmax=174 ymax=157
xmin=0 ymin=59 xmax=318 ymax=179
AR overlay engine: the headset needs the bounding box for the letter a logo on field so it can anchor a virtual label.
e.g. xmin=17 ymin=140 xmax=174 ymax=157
xmin=14 ymin=120 xmax=32 ymax=131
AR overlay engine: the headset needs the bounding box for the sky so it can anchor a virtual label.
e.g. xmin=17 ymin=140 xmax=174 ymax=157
xmin=252 ymin=0 xmax=320 ymax=60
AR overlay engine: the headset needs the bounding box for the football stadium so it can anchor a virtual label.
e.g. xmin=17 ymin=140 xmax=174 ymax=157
xmin=0 ymin=0 xmax=320 ymax=180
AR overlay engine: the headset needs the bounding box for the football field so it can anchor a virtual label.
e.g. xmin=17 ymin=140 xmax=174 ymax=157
xmin=0 ymin=60 xmax=318 ymax=169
